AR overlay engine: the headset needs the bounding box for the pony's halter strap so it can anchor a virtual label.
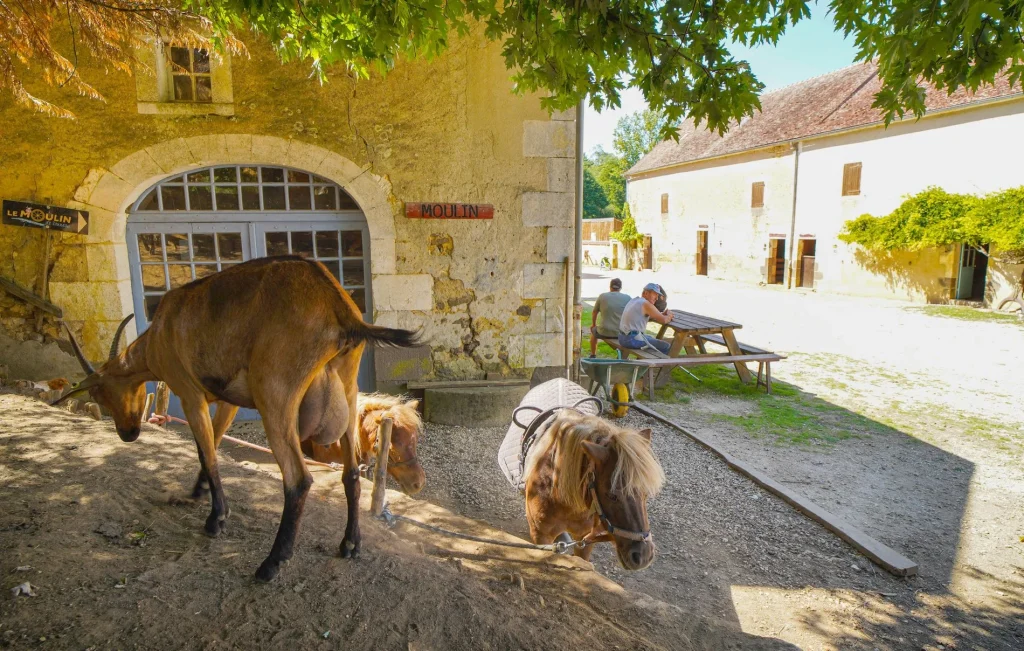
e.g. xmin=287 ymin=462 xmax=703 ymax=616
xmin=513 ymin=396 xmax=605 ymax=481
xmin=588 ymin=481 xmax=652 ymax=544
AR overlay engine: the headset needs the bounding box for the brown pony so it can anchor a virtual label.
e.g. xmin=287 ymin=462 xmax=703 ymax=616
xmin=302 ymin=393 xmax=425 ymax=495
xmin=523 ymin=411 xmax=664 ymax=570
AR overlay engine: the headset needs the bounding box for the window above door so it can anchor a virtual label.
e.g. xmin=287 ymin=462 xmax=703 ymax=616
xmin=135 ymin=39 xmax=234 ymax=116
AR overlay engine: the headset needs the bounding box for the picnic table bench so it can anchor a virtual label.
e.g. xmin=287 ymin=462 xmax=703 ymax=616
xmin=587 ymin=310 xmax=784 ymax=395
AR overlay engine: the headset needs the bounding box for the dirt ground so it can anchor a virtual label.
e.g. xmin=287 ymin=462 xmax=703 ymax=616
xmin=0 ymin=394 xmax=792 ymax=651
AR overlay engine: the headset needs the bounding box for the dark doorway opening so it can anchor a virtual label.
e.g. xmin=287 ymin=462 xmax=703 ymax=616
xmin=796 ymin=239 xmax=817 ymax=288
xmin=956 ymin=244 xmax=989 ymax=301
xmin=696 ymin=230 xmax=708 ymax=276
xmin=767 ymin=238 xmax=786 ymax=285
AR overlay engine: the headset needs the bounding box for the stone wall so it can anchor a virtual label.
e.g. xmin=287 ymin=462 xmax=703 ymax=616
xmin=0 ymin=29 xmax=575 ymax=381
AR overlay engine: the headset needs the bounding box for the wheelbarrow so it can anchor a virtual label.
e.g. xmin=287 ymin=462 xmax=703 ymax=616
xmin=579 ymin=357 xmax=650 ymax=418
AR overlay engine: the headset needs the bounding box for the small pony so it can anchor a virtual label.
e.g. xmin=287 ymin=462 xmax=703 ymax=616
xmin=303 ymin=393 xmax=425 ymax=495
xmin=523 ymin=410 xmax=664 ymax=570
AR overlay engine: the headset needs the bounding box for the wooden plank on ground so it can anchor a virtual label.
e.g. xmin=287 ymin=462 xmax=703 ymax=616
xmin=631 ymin=403 xmax=919 ymax=578
xmin=406 ymin=379 xmax=530 ymax=390
xmin=0 ymin=276 xmax=63 ymax=317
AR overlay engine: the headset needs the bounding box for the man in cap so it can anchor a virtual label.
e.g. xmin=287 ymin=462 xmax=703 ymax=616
xmin=589 ymin=278 xmax=631 ymax=357
xmin=618 ymin=282 xmax=673 ymax=354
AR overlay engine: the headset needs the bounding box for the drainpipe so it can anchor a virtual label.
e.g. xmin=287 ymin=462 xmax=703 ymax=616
xmin=786 ymin=141 xmax=801 ymax=288
xmin=570 ymin=100 xmax=585 ymax=382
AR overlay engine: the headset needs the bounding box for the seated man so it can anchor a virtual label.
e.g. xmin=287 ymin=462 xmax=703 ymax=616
xmin=590 ymin=278 xmax=630 ymax=357
xmin=618 ymin=282 xmax=673 ymax=355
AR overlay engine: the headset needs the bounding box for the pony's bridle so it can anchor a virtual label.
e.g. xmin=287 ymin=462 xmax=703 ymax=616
xmin=586 ymin=480 xmax=652 ymax=544
xmin=359 ymin=425 xmax=420 ymax=475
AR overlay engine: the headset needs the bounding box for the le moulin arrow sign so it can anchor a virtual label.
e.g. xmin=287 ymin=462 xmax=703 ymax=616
xmin=3 ymin=199 xmax=89 ymax=235
xmin=405 ymin=202 xmax=494 ymax=220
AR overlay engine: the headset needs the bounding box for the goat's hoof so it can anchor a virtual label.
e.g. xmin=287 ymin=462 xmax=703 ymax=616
xmin=254 ymin=559 xmax=279 ymax=583
xmin=204 ymin=514 xmax=227 ymax=537
xmin=339 ymin=539 xmax=359 ymax=559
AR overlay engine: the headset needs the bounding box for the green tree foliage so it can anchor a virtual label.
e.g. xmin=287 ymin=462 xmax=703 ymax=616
xmin=611 ymin=205 xmax=644 ymax=249
xmin=585 ymin=147 xmax=629 ymax=216
xmin=583 ymin=167 xmax=609 ymax=220
xmin=11 ymin=1 xmax=1024 ymax=133
xmin=613 ymin=109 xmax=670 ymax=167
xmin=840 ymin=186 xmax=1024 ymax=261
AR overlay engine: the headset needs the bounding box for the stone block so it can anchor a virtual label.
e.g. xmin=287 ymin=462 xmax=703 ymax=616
xmin=49 ymin=244 xmax=89 ymax=283
xmin=522 ymin=192 xmax=574 ymax=228
xmin=315 ymin=155 xmax=364 ymax=187
xmin=372 ymin=274 xmax=434 ymax=311
xmin=374 ymin=344 xmax=433 ymax=383
xmin=286 ymin=140 xmax=330 ymax=173
xmin=547 ymin=158 xmax=575 ymax=193
xmin=369 ymin=238 xmax=397 ymax=275
xmin=81 ymin=172 xmax=133 ymax=213
xmin=83 ymin=316 xmax=138 ymax=363
xmin=145 ymin=138 xmax=199 ymax=175
xmin=86 ymin=243 xmax=131 ymax=282
xmin=67 ymin=203 xmax=122 ymax=245
xmin=249 ymin=135 xmax=289 ymax=165
xmin=545 ymin=298 xmax=565 ymax=333
xmin=525 ymin=332 xmax=566 ymax=367
xmin=364 ymin=201 xmax=396 ymax=239
xmin=546 ymin=227 xmax=573 ymax=262
xmin=109 ymin=150 xmax=165 ymax=189
xmin=223 ymin=134 xmax=254 ymax=161
xmin=184 ymin=134 xmax=229 ymax=166
xmin=72 ymin=169 xmax=105 ymax=204
xmin=522 ymin=120 xmax=576 ymax=158
xmin=49 ymin=280 xmax=132 ymax=324
xmin=523 ymin=263 xmax=565 ymax=299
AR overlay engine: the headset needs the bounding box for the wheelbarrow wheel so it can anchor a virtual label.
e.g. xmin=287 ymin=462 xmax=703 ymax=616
xmin=610 ymin=383 xmax=630 ymax=418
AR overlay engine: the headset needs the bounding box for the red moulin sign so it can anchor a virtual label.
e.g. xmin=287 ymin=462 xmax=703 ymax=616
xmin=405 ymin=203 xmax=494 ymax=220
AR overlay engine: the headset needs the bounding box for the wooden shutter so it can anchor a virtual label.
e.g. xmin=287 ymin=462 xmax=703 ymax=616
xmin=842 ymin=163 xmax=862 ymax=196
xmin=660 ymin=193 xmax=669 ymax=214
xmin=751 ymin=181 xmax=765 ymax=208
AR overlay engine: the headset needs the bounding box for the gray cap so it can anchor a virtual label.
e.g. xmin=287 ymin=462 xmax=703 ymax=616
xmin=643 ymin=282 xmax=664 ymax=296
xmin=610 ymin=278 xmax=622 ymax=290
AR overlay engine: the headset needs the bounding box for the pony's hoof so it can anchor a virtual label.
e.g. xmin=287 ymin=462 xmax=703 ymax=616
xmin=254 ymin=559 xmax=279 ymax=583
xmin=339 ymin=539 xmax=359 ymax=559
xmin=204 ymin=514 xmax=226 ymax=537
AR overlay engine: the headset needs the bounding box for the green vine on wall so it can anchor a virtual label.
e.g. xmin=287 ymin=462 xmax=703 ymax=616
xmin=610 ymin=204 xmax=644 ymax=249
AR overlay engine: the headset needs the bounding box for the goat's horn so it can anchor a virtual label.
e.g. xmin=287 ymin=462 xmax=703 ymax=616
xmin=108 ymin=314 xmax=135 ymax=361
xmin=50 ymin=374 xmax=101 ymax=407
xmin=64 ymin=323 xmax=95 ymax=375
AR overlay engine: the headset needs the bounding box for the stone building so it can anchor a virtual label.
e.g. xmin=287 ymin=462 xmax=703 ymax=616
xmin=626 ymin=62 xmax=1024 ymax=306
xmin=0 ymin=32 xmax=578 ymax=390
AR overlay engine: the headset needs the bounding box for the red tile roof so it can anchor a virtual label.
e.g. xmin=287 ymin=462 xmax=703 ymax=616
xmin=627 ymin=61 xmax=1022 ymax=176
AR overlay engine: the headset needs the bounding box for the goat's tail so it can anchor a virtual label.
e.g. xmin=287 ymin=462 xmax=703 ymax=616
xmin=350 ymin=322 xmax=421 ymax=348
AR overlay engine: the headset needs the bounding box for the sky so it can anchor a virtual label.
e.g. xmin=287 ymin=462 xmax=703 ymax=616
xmin=583 ymin=3 xmax=860 ymax=155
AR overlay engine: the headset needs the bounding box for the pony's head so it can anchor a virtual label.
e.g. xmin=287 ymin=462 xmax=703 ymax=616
xmin=359 ymin=394 xmax=425 ymax=495
xmin=542 ymin=412 xmax=665 ymax=570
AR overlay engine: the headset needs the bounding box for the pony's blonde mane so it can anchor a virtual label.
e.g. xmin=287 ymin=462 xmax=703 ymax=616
xmin=525 ymin=411 xmax=665 ymax=513
xmin=358 ymin=392 xmax=423 ymax=431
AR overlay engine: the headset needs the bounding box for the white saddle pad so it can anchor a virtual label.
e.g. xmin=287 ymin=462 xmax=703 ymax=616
xmin=497 ymin=378 xmax=600 ymax=491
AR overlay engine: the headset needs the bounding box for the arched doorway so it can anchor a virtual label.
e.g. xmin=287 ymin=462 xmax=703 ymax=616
xmin=126 ymin=164 xmax=374 ymax=419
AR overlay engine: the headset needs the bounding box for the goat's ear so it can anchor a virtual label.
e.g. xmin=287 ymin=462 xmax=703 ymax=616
xmin=406 ymin=399 xmax=420 ymax=412
xmin=637 ymin=428 xmax=652 ymax=442
xmin=581 ymin=440 xmax=610 ymax=464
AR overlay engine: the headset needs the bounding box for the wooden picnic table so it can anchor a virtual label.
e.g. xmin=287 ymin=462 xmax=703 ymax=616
xmin=655 ymin=310 xmax=754 ymax=383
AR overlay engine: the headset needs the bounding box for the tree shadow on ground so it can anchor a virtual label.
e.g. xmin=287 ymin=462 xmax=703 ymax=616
xmin=0 ymin=393 xmax=794 ymax=651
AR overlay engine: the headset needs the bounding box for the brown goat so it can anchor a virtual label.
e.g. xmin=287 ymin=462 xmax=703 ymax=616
xmin=55 ymin=256 xmax=418 ymax=582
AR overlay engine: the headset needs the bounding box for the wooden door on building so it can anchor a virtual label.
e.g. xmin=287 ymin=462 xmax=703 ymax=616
xmin=796 ymin=239 xmax=816 ymax=288
xmin=642 ymin=236 xmax=653 ymax=270
xmin=767 ymin=238 xmax=786 ymax=285
xmin=696 ymin=230 xmax=708 ymax=276
xmin=955 ymin=244 xmax=989 ymax=300
xmin=126 ymin=164 xmax=372 ymax=420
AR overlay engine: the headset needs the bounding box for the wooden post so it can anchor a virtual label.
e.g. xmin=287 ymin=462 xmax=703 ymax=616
xmin=370 ymin=416 xmax=393 ymax=517
xmin=153 ymin=382 xmax=170 ymax=420
xmin=35 ymin=228 xmax=52 ymax=332
xmin=141 ymin=393 xmax=154 ymax=426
